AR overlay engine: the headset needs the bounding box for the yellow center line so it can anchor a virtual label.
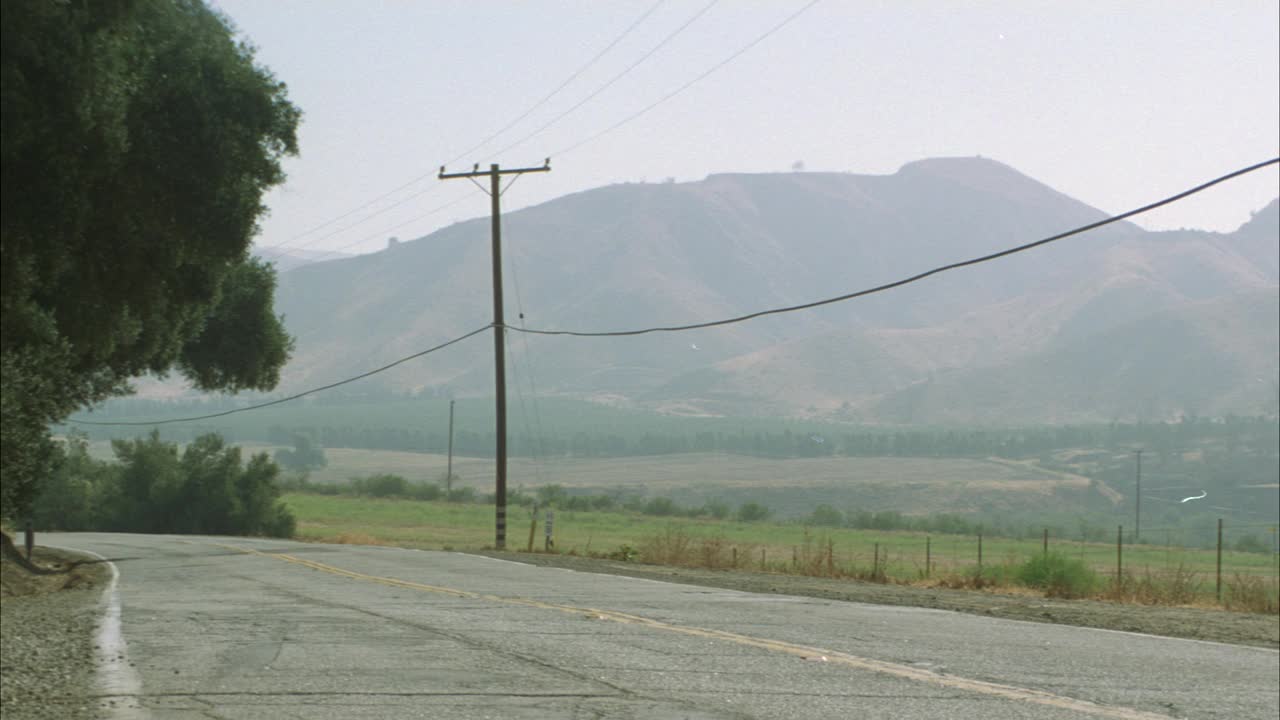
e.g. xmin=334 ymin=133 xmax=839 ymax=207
xmin=217 ymin=542 xmax=1172 ymax=720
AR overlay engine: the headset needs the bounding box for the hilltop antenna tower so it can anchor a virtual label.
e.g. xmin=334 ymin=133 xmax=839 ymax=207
xmin=439 ymin=160 xmax=551 ymax=549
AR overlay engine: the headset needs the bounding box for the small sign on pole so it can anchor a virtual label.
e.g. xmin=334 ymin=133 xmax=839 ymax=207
xmin=544 ymin=509 xmax=555 ymax=551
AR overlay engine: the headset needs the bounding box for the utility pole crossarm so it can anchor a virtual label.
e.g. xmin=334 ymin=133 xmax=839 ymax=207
xmin=439 ymin=160 xmax=551 ymax=550
xmin=438 ymin=158 xmax=551 ymax=180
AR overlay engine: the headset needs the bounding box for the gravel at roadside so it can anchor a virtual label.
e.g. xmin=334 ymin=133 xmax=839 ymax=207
xmin=1 ymin=548 xmax=109 ymax=720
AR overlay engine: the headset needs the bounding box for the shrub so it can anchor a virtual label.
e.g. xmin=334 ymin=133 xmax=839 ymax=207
xmin=701 ymin=500 xmax=730 ymax=519
xmin=736 ymin=502 xmax=771 ymax=523
xmin=1016 ymin=553 xmax=1099 ymax=598
xmin=446 ymin=486 xmax=476 ymax=503
xmin=807 ymin=504 xmax=844 ymax=527
xmin=642 ymin=497 xmax=678 ymax=516
xmin=352 ymin=474 xmax=409 ymax=497
xmin=409 ymin=482 xmax=442 ymax=501
xmin=640 ymin=526 xmax=695 ymax=565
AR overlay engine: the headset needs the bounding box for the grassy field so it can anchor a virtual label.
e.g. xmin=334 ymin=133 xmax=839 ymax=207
xmin=272 ymin=447 xmax=1102 ymax=519
xmin=283 ymin=493 xmax=1279 ymax=611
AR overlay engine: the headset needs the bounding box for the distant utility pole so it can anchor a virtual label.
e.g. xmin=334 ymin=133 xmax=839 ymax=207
xmin=1134 ymin=449 xmax=1143 ymax=543
xmin=439 ymin=160 xmax=551 ymax=550
xmin=446 ymin=399 xmax=455 ymax=495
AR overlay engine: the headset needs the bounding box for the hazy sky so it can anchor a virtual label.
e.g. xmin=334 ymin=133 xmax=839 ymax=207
xmin=210 ymin=0 xmax=1280 ymax=260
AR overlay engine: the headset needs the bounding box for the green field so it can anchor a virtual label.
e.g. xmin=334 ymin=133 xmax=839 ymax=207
xmin=283 ymin=493 xmax=1279 ymax=610
xmin=281 ymin=447 xmax=1105 ymax=520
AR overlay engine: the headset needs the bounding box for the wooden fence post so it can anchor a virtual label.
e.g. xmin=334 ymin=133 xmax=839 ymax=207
xmin=1216 ymin=518 xmax=1224 ymax=603
xmin=1116 ymin=525 xmax=1123 ymax=585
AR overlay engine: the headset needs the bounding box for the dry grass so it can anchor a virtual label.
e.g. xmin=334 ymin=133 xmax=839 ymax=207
xmin=1223 ymin=574 xmax=1280 ymax=614
xmin=1105 ymin=565 xmax=1206 ymax=606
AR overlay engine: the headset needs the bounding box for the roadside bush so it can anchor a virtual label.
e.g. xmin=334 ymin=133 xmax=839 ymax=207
xmin=351 ymin=473 xmax=409 ymax=498
xmin=1016 ymin=553 xmax=1099 ymax=598
xmin=640 ymin=526 xmax=694 ymax=565
xmin=31 ymin=431 xmax=295 ymax=538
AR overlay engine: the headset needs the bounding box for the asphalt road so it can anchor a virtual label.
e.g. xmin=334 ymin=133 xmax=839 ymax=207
xmin=45 ymin=532 xmax=1279 ymax=720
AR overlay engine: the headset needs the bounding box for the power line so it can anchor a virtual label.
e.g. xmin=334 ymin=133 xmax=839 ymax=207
xmin=66 ymin=158 xmax=1278 ymax=427
xmin=65 ymin=325 xmax=492 ymax=426
xmin=509 ymin=157 xmax=1280 ymax=338
xmin=446 ymin=0 xmax=667 ymax=167
xmin=555 ymin=0 xmax=821 ymax=158
xmin=277 ymin=189 xmax=477 ymax=271
xmin=487 ymin=0 xmax=721 ymax=160
xmin=254 ymin=1 xmax=668 ymax=258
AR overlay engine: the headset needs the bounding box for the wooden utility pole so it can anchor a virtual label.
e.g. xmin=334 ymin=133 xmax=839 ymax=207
xmin=439 ymin=160 xmax=550 ymax=549
xmin=446 ymin=399 xmax=455 ymax=494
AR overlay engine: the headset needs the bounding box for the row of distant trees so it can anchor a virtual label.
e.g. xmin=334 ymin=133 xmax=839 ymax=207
xmin=29 ymin=432 xmax=295 ymax=537
xmin=248 ymin=416 xmax=1278 ymax=462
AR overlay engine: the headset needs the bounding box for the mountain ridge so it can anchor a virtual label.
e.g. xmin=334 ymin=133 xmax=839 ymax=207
xmin=253 ymin=157 xmax=1277 ymax=423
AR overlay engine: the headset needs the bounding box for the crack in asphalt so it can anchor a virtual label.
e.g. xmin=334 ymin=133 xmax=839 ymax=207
xmin=221 ymin=542 xmax=1180 ymax=720
xmin=204 ymin=558 xmax=759 ymax=720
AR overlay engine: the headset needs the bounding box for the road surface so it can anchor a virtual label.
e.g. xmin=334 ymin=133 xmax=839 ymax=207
xmin=46 ymin=532 xmax=1279 ymax=719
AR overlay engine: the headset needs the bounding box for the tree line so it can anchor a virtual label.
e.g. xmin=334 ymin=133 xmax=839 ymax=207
xmin=28 ymin=432 xmax=295 ymax=537
xmin=240 ymin=416 xmax=1279 ymax=463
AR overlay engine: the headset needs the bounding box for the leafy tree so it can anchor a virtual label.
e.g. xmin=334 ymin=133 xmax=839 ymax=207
xmin=29 ymin=432 xmax=111 ymax=531
xmin=535 ymin=484 xmax=568 ymax=507
xmin=274 ymin=434 xmax=327 ymax=472
xmin=642 ymin=497 xmax=678 ymax=517
xmin=736 ymin=502 xmax=772 ymax=523
xmin=807 ymin=504 xmax=844 ymax=527
xmin=1 ymin=0 xmax=300 ymax=518
xmin=78 ymin=431 xmax=293 ymax=536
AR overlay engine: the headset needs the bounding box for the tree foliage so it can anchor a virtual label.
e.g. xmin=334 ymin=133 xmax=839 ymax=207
xmin=1 ymin=0 xmax=300 ymax=518
xmin=273 ymin=434 xmax=327 ymax=472
xmin=31 ymin=431 xmax=295 ymax=537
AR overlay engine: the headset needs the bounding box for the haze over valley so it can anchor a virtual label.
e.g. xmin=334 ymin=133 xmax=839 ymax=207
xmin=256 ymin=156 xmax=1279 ymax=425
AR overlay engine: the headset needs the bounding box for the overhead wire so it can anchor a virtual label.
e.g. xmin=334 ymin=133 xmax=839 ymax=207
xmin=260 ymin=0 xmax=814 ymax=261
xmin=509 ymin=157 xmax=1280 ymax=338
xmin=279 ymin=189 xmax=477 ymax=270
xmin=487 ymin=0 xmax=721 ymax=159
xmin=65 ymin=325 xmax=492 ymax=426
xmin=66 ymin=158 xmax=1278 ymax=427
xmin=446 ymin=0 xmax=667 ymax=167
xmin=255 ymin=1 xmax=670 ymax=260
xmin=554 ymin=0 xmax=822 ymax=158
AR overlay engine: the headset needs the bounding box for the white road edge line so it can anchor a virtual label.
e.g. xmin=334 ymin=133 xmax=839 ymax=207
xmin=44 ymin=544 xmax=150 ymax=719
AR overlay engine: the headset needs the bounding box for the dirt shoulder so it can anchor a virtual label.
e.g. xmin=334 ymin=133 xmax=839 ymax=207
xmin=1 ymin=533 xmax=108 ymax=598
xmin=1 ymin=534 xmax=111 ymax=720
xmin=474 ymin=550 xmax=1280 ymax=650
